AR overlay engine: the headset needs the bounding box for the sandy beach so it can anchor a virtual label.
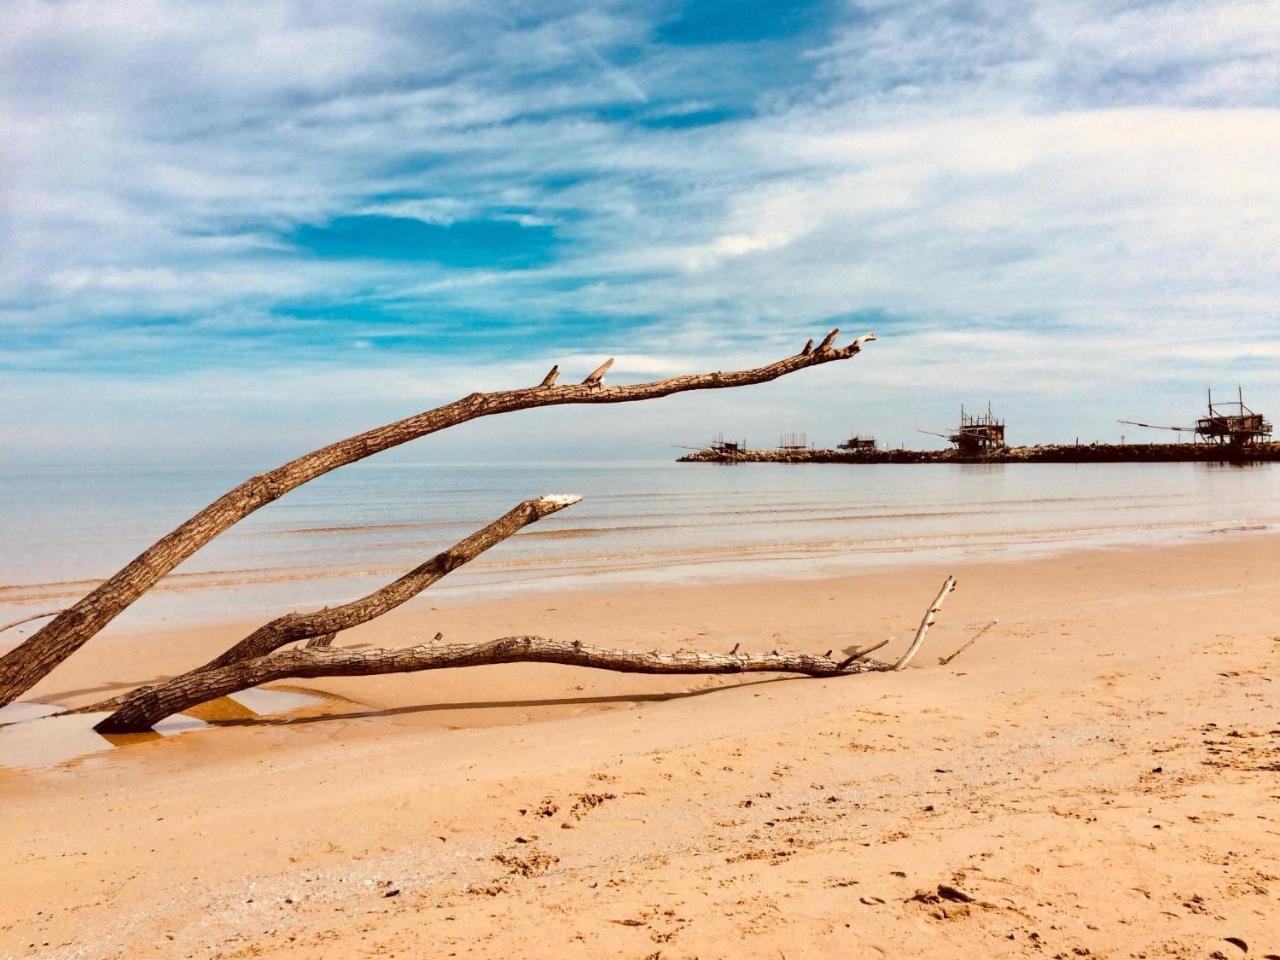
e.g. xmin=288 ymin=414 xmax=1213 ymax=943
xmin=2 ymin=532 xmax=1277 ymax=959
xmin=7 ymin=0 xmax=1280 ymax=956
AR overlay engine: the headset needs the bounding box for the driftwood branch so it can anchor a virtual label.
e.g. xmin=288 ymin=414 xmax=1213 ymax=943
xmin=78 ymin=495 xmax=581 ymax=714
xmin=204 ymin=495 xmax=580 ymax=670
xmin=0 ymin=332 xmax=874 ymax=706
xmin=95 ymin=638 xmax=889 ymax=733
xmin=938 ymin=619 xmax=997 ymax=666
xmin=892 ymin=576 xmax=957 ymax=670
xmin=96 ymin=567 xmax=955 ymax=733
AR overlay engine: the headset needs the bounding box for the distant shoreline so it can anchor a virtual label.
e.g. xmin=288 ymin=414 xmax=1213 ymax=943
xmin=678 ymin=441 xmax=1280 ymax=464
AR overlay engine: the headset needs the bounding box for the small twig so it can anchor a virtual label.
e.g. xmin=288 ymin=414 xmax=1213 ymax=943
xmin=837 ymin=638 xmax=890 ymax=669
xmin=729 ymin=642 xmax=740 ymax=655
xmin=938 ymin=619 xmax=997 ymax=666
xmin=0 ymin=611 xmax=62 ymax=634
xmin=892 ymin=576 xmax=958 ymax=671
xmin=582 ymin=358 xmax=614 ymax=385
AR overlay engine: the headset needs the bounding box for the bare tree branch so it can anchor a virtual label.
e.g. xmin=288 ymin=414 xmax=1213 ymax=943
xmin=95 ymin=566 xmax=955 ymax=734
xmin=95 ymin=637 xmax=889 ymax=733
xmin=77 ymin=494 xmax=581 ymax=714
xmin=204 ymin=494 xmax=581 ymax=670
xmin=0 ymin=332 xmax=874 ymax=706
xmin=892 ymin=576 xmax=958 ymax=670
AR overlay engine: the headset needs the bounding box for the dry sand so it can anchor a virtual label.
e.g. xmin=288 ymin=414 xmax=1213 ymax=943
xmin=2 ymin=534 xmax=1278 ymax=959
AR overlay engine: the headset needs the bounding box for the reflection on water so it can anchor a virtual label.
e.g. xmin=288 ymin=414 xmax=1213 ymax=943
xmin=229 ymin=687 xmax=319 ymax=715
xmin=0 ymin=709 xmax=207 ymax=769
xmin=0 ymin=688 xmax=321 ymax=770
xmin=1 ymin=460 xmax=1277 ymax=629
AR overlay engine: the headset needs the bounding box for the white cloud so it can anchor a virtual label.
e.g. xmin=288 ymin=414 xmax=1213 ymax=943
xmin=1 ymin=0 xmax=1278 ymax=460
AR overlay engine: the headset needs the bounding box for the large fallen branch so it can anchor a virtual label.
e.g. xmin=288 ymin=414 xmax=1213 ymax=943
xmin=95 ymin=571 xmax=955 ymax=733
xmin=95 ymin=638 xmax=888 ymax=733
xmin=0 ymin=331 xmax=874 ymax=706
xmin=77 ymin=494 xmax=582 ymax=714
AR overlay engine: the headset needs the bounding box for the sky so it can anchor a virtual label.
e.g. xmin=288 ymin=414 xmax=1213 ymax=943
xmin=3 ymin=0 xmax=1279 ymax=464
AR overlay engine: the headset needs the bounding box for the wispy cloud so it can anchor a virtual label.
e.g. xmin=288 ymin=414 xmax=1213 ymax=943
xmin=2 ymin=0 xmax=1278 ymax=460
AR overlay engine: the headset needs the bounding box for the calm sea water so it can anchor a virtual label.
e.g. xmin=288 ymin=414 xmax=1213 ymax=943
xmin=1 ymin=460 xmax=1277 ymax=630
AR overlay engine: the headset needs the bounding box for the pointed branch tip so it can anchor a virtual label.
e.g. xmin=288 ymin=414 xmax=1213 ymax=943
xmin=538 ymin=493 xmax=584 ymax=508
xmin=539 ymin=365 xmax=560 ymax=388
xmin=816 ymin=328 xmax=839 ymax=352
xmin=583 ymin=358 xmax=614 ymax=384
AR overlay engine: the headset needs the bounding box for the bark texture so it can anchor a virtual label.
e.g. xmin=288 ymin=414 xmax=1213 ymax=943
xmin=0 ymin=332 xmax=873 ymax=706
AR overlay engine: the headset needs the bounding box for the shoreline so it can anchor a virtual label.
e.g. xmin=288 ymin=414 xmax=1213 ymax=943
xmin=4 ymin=507 xmax=1276 ymax=634
xmin=9 ymin=526 xmax=1280 ymax=710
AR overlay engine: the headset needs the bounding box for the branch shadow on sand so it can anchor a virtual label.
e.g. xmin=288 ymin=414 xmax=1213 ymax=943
xmin=206 ymin=675 xmax=799 ymax=728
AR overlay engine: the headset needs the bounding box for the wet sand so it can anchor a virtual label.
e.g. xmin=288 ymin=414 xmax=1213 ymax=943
xmin=2 ymin=534 xmax=1279 ymax=958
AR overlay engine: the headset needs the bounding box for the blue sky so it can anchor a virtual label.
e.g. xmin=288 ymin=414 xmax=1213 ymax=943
xmin=3 ymin=0 xmax=1279 ymax=463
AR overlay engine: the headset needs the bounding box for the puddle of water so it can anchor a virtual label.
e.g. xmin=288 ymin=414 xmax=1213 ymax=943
xmin=0 ymin=686 xmax=322 ymax=771
xmin=0 ymin=712 xmax=118 ymax=768
xmin=153 ymin=713 xmax=212 ymax=735
xmin=229 ymin=687 xmax=318 ymax=715
xmin=0 ymin=701 xmax=61 ymax=725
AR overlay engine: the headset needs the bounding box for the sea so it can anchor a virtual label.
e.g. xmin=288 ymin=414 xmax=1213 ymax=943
xmin=2 ymin=459 xmax=1277 ymax=631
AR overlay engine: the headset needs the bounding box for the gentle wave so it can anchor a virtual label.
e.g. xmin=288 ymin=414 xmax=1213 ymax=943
xmin=2 ymin=460 xmax=1277 ymax=627
xmin=5 ymin=514 xmax=1273 ymax=605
